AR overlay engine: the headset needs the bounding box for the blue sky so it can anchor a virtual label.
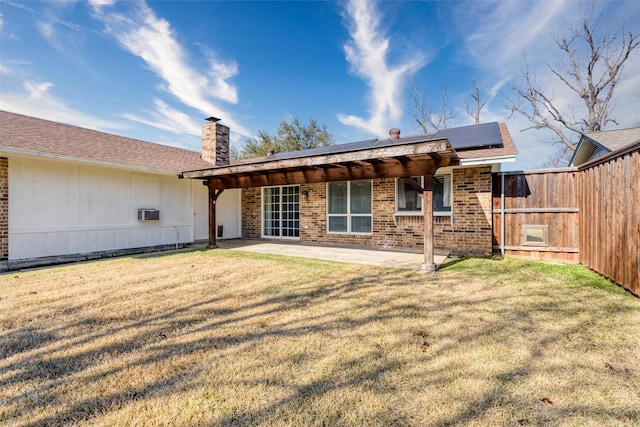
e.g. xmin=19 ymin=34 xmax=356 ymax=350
xmin=1 ymin=0 xmax=638 ymax=170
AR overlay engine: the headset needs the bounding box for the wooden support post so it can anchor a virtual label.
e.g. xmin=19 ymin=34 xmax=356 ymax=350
xmin=207 ymin=181 xmax=225 ymax=248
xmin=421 ymin=173 xmax=436 ymax=272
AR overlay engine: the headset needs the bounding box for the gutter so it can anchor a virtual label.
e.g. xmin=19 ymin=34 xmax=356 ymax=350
xmin=459 ymin=154 xmax=517 ymax=167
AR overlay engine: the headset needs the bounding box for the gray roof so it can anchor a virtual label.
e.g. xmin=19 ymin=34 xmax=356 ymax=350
xmin=583 ymin=127 xmax=640 ymax=151
xmin=233 ymin=121 xmax=505 ymax=166
xmin=570 ymin=127 xmax=640 ymax=167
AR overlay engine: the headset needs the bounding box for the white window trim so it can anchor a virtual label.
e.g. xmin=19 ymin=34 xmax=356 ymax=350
xmin=326 ymin=180 xmax=373 ymax=235
xmin=395 ymin=173 xmax=453 ymax=216
xmin=260 ymin=185 xmax=300 ymax=240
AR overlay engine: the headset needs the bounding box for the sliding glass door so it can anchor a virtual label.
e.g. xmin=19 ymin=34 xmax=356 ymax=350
xmin=262 ymin=185 xmax=300 ymax=238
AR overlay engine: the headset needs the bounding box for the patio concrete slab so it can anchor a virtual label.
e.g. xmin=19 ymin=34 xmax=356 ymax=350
xmin=217 ymin=240 xmax=447 ymax=271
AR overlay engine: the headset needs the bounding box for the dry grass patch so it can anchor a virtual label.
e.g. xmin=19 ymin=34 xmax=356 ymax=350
xmin=1 ymin=250 xmax=639 ymax=426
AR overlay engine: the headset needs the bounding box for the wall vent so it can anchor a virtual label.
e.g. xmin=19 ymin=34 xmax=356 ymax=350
xmin=137 ymin=209 xmax=160 ymax=221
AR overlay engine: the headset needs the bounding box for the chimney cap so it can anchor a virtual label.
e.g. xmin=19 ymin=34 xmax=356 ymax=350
xmin=389 ymin=128 xmax=401 ymax=140
xmin=266 ymin=147 xmax=275 ymax=156
xmin=205 ymin=117 xmax=221 ymax=123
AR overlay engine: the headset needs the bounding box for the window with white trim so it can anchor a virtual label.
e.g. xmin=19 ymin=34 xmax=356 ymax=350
xmin=396 ymin=174 xmax=452 ymax=215
xmin=327 ymin=180 xmax=372 ymax=234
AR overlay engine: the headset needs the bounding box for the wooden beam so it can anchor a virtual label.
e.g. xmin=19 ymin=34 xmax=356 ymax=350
xmin=182 ymin=139 xmax=453 ymax=179
xmin=493 ymin=207 xmax=579 ymax=214
xmin=401 ymin=177 xmax=425 ymax=193
xmin=205 ymin=157 xmax=451 ymax=189
xmin=207 ymin=183 xmax=224 ymax=248
xmin=421 ymin=173 xmax=436 ymax=272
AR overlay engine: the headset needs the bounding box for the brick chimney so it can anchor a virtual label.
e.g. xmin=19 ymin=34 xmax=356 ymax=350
xmin=202 ymin=117 xmax=230 ymax=166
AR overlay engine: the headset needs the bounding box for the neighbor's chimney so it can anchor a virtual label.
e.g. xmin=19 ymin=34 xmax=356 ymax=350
xmin=202 ymin=117 xmax=230 ymax=166
xmin=389 ymin=128 xmax=401 ymax=140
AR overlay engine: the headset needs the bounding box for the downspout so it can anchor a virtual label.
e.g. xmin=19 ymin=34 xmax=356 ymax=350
xmin=500 ymin=172 xmax=505 ymax=258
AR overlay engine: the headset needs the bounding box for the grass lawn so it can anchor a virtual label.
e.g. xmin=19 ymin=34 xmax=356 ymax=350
xmin=1 ymin=249 xmax=639 ymax=426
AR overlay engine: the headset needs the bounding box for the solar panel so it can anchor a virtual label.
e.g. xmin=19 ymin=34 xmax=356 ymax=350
xmin=234 ymin=122 xmax=503 ymax=166
xmin=433 ymin=122 xmax=502 ymax=150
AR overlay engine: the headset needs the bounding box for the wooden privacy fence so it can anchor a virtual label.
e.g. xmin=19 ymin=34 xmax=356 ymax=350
xmin=493 ymin=142 xmax=639 ymax=296
xmin=578 ymin=143 xmax=639 ymax=296
xmin=492 ymin=169 xmax=580 ymax=262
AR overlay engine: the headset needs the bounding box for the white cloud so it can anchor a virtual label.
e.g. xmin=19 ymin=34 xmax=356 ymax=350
xmin=0 ymin=74 xmax=126 ymax=131
xmin=458 ymin=0 xmax=569 ymax=75
xmin=36 ymin=20 xmax=64 ymax=52
xmin=607 ymin=53 xmax=640 ymax=128
xmin=0 ymin=63 xmax=13 ymax=75
xmin=91 ymin=1 xmax=250 ymax=137
xmin=338 ymin=0 xmax=426 ymax=137
xmin=27 ymin=5 xmax=95 ymax=69
xmin=451 ymin=0 xmax=640 ymax=168
xmin=88 ymin=0 xmax=116 ymax=10
xmin=123 ymin=98 xmax=201 ymax=137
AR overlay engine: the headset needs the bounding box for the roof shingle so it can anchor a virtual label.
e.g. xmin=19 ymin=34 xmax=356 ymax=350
xmin=584 ymin=127 xmax=640 ymax=152
xmin=0 ymin=110 xmax=214 ymax=173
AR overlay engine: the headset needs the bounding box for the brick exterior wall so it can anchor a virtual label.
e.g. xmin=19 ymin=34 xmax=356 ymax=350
xmin=0 ymin=157 xmax=8 ymax=265
xmin=241 ymin=166 xmax=493 ymax=256
xmin=242 ymin=187 xmax=261 ymax=238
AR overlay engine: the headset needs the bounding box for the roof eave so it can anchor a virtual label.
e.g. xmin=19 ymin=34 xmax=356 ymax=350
xmin=182 ymin=138 xmax=454 ymax=179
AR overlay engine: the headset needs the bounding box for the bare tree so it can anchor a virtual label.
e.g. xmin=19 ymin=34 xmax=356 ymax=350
xmin=507 ymin=18 xmax=639 ymax=151
xmin=465 ymin=80 xmax=488 ymax=125
xmin=408 ymin=82 xmax=454 ymax=134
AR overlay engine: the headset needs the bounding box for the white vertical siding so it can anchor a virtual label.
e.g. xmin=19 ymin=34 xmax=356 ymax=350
xmin=7 ymin=155 xmax=240 ymax=261
xmin=191 ymin=183 xmax=241 ymax=241
xmin=193 ymin=182 xmax=209 ymax=240
xmin=216 ymin=188 xmax=242 ymax=239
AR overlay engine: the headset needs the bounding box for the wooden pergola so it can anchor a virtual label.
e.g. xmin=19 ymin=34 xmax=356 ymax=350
xmin=182 ymin=138 xmax=459 ymax=272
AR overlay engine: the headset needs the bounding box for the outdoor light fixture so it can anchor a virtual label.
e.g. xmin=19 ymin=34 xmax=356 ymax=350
xmin=301 ymin=190 xmax=309 ymax=200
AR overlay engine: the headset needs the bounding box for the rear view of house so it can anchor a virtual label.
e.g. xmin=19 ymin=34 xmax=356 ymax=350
xmin=183 ymin=119 xmax=518 ymax=270
xmin=1 ymin=111 xmax=519 ymax=273
xmin=0 ymin=111 xmax=240 ymax=271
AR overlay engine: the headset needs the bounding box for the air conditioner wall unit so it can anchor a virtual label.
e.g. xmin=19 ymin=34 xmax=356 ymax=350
xmin=138 ymin=209 xmax=160 ymax=221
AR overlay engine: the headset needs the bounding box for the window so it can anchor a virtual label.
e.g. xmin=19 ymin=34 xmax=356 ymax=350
xmin=433 ymin=174 xmax=452 ymax=215
xmin=522 ymin=225 xmax=548 ymax=246
xmin=397 ymin=177 xmax=422 ymax=213
xmin=396 ymin=174 xmax=452 ymax=215
xmin=327 ymin=180 xmax=372 ymax=234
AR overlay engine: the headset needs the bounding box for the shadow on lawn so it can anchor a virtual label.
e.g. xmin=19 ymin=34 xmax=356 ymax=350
xmin=0 ymin=265 xmax=387 ymax=419
xmin=1 ymin=255 xmax=638 ymax=426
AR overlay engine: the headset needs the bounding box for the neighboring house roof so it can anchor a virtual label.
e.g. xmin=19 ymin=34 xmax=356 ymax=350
xmin=569 ymin=127 xmax=640 ymax=167
xmin=0 ymin=110 xmax=214 ymax=173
